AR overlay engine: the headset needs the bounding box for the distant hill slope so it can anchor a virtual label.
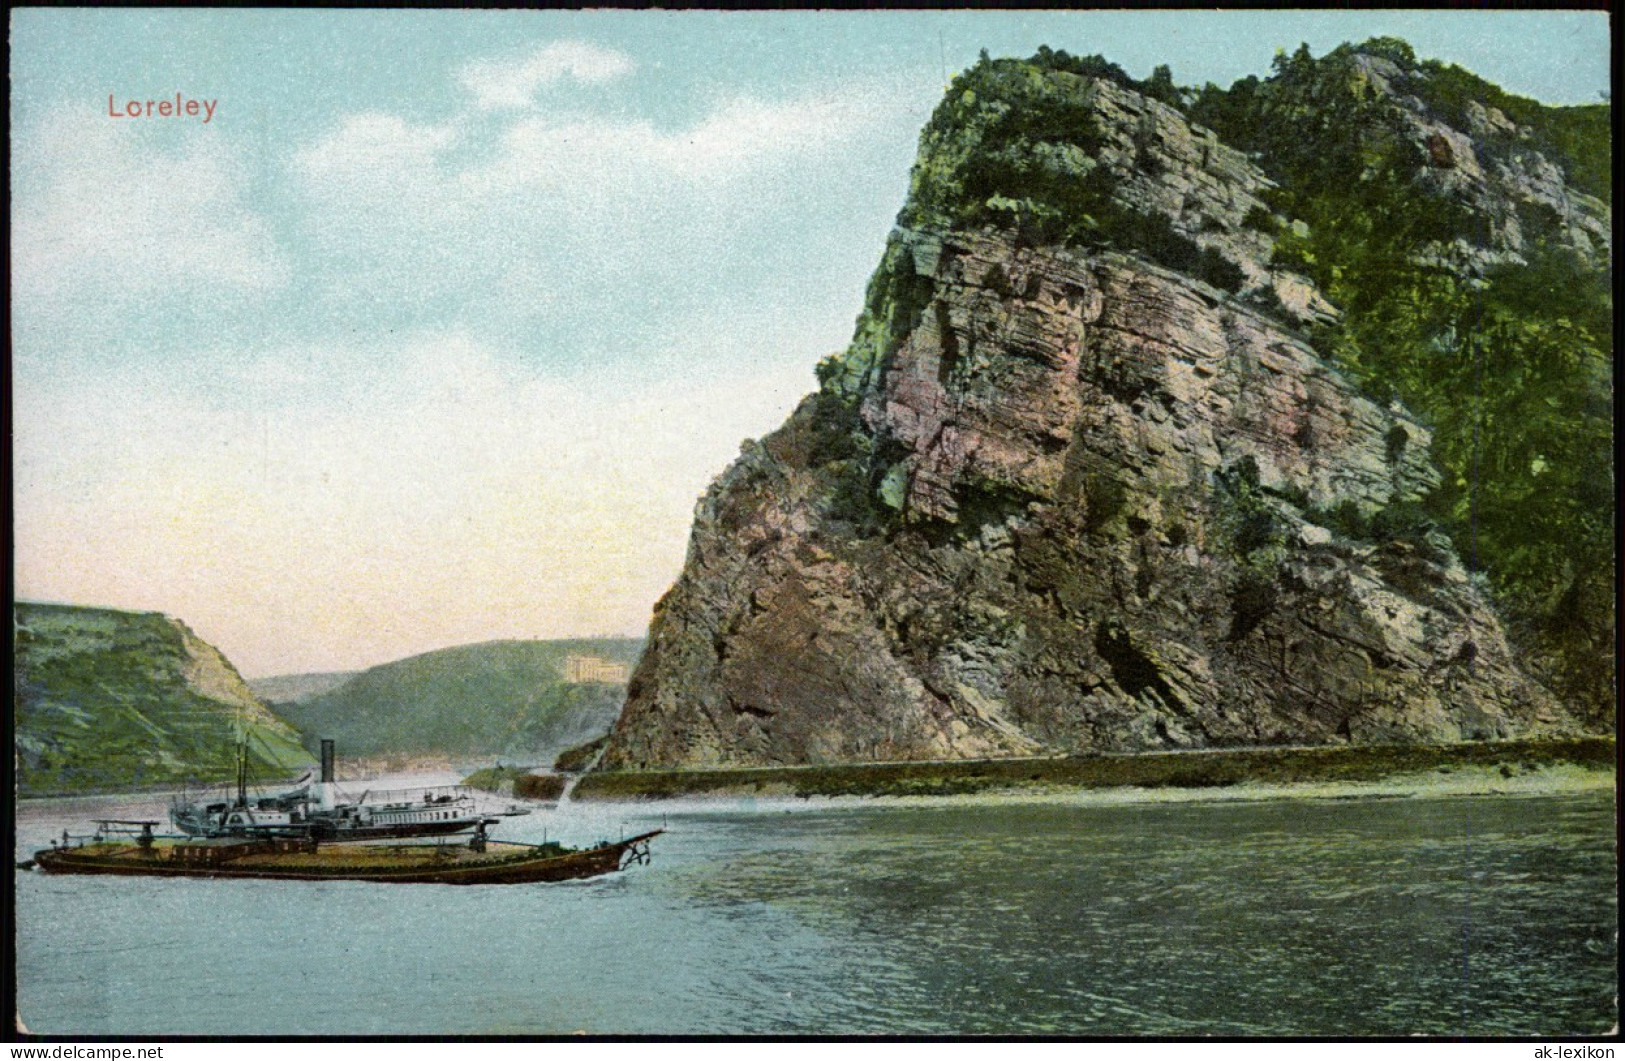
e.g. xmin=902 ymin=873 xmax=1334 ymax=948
xmin=272 ymin=639 xmax=642 ymax=762
xmin=249 ymin=671 xmax=359 ymax=705
xmin=13 ymin=602 xmax=310 ymax=796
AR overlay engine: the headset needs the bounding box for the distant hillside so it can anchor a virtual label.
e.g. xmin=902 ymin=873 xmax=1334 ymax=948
xmin=13 ymin=602 xmax=310 ymax=796
xmin=273 ymin=639 xmax=643 ymax=762
xmin=249 ymin=671 xmax=358 ymax=705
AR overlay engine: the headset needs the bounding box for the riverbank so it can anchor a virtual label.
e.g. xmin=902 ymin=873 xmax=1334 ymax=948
xmin=19 ymin=738 xmax=1613 ymax=817
xmin=460 ymin=765 xmax=566 ymax=800
xmin=572 ymin=736 xmax=1615 ymax=802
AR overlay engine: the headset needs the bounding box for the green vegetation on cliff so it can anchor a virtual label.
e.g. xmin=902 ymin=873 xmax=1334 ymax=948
xmin=1186 ymin=40 xmax=1613 ymax=723
xmin=460 ymin=763 xmax=529 ymax=791
xmin=461 ymin=764 xmax=567 ymax=801
xmin=606 ymin=38 xmax=1607 ymax=775
xmin=273 ymin=639 xmax=641 ymax=759
xmin=555 ymin=734 xmax=610 ymax=773
xmin=821 ymin=47 xmax=1247 ymax=401
xmin=901 ymin=49 xmax=1243 ymax=289
xmin=13 ymin=602 xmax=308 ymax=795
xmin=823 ymin=39 xmax=1611 ymax=725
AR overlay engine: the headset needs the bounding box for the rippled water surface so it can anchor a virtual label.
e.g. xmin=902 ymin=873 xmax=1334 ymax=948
xmin=13 ymin=789 xmax=1616 ymax=1036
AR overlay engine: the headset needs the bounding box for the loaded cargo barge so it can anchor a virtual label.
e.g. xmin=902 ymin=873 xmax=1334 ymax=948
xmin=27 ymin=825 xmax=662 ymax=885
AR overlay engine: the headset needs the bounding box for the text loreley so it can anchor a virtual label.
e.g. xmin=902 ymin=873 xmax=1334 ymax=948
xmin=107 ymin=94 xmax=217 ymax=123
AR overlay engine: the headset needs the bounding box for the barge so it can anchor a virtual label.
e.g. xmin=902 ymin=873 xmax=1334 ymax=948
xmin=27 ymin=821 xmax=663 ymax=885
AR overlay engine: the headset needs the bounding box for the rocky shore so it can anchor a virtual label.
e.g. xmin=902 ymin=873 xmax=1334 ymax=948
xmin=579 ymin=736 xmax=1613 ymax=802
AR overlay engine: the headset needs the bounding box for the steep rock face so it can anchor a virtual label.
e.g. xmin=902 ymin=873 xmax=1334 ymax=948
xmin=1191 ymin=42 xmax=1613 ymax=722
xmin=605 ymin=229 xmax=1568 ymax=769
xmin=602 ymin=51 xmax=1593 ymax=770
xmin=13 ymin=602 xmax=308 ymax=794
xmin=942 ymin=74 xmax=1335 ymax=321
xmin=862 ymin=231 xmax=1434 ymax=526
xmin=1323 ymin=52 xmax=1611 ymax=270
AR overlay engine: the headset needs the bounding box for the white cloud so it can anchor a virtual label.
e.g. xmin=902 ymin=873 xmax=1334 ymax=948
xmin=291 ymin=113 xmax=463 ymax=241
xmin=287 ymin=78 xmax=909 ymax=322
xmin=290 ymin=79 xmax=905 ymax=285
xmin=458 ymin=40 xmax=635 ymax=110
xmin=458 ymin=88 xmax=889 ymax=192
xmin=299 ymin=84 xmax=892 ymax=204
xmin=294 ymin=112 xmax=457 ymax=187
xmin=668 ymin=93 xmax=888 ymax=176
xmin=11 ymin=109 xmax=288 ymax=305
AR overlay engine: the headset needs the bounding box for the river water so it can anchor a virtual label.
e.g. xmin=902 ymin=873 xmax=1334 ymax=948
xmin=12 ymin=784 xmax=1617 ymax=1037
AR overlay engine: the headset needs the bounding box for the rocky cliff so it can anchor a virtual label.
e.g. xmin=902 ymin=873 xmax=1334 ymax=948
xmin=13 ymin=602 xmax=309 ymax=794
xmin=601 ymin=42 xmax=1606 ymax=769
xmin=1186 ymin=40 xmax=1612 ymax=718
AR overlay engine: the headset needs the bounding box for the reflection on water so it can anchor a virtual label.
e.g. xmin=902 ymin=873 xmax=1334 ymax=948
xmin=13 ymin=789 xmax=1616 ymax=1036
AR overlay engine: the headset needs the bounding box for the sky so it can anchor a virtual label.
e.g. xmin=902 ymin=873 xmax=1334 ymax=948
xmin=9 ymin=9 xmax=1611 ymax=678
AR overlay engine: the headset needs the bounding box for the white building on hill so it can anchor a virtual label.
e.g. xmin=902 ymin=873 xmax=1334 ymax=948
xmin=565 ymin=654 xmax=629 ymax=684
